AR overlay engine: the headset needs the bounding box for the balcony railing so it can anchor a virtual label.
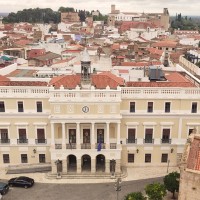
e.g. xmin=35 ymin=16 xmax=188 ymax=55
xmin=95 ymin=143 xmax=106 ymax=149
xmin=55 ymin=144 xmax=62 ymax=149
xmin=161 ymin=139 xmax=171 ymax=144
xmin=35 ymin=139 xmax=47 ymax=144
xmin=126 ymin=139 xmax=137 ymax=144
xmin=81 ymin=143 xmax=91 ymax=149
xmin=110 ymin=143 xmax=117 ymax=149
xmin=17 ymin=139 xmax=28 ymax=144
xmin=0 ymin=139 xmax=10 ymax=144
xmin=143 ymin=138 xmax=154 ymax=144
xmin=66 ymin=143 xmax=76 ymax=149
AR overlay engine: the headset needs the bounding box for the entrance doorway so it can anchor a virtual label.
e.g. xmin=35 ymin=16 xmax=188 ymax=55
xmin=96 ymin=154 xmax=105 ymax=172
xmin=82 ymin=154 xmax=91 ymax=172
xmin=68 ymin=155 xmax=77 ymax=172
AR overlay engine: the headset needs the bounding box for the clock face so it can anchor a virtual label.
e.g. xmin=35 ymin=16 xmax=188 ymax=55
xmin=82 ymin=106 xmax=89 ymax=113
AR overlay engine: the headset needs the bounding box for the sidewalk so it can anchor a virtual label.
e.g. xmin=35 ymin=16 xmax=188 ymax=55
xmin=0 ymin=166 xmax=179 ymax=184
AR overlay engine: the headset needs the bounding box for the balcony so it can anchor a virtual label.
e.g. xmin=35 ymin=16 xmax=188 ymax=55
xmin=81 ymin=143 xmax=91 ymax=149
xmin=0 ymin=139 xmax=10 ymax=144
xmin=55 ymin=144 xmax=62 ymax=149
xmin=66 ymin=143 xmax=76 ymax=149
xmin=95 ymin=143 xmax=106 ymax=149
xmin=161 ymin=139 xmax=171 ymax=144
xmin=126 ymin=139 xmax=137 ymax=144
xmin=17 ymin=139 xmax=28 ymax=144
xmin=35 ymin=139 xmax=47 ymax=144
xmin=110 ymin=143 xmax=117 ymax=149
xmin=143 ymin=138 xmax=154 ymax=144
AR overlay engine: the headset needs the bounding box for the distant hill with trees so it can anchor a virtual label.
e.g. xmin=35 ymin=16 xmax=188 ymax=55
xmin=171 ymin=14 xmax=200 ymax=31
xmin=2 ymin=7 xmax=107 ymax=24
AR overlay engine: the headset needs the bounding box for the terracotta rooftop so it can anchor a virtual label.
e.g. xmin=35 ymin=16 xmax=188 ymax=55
xmin=121 ymin=61 xmax=162 ymax=66
xmin=29 ymin=52 xmax=61 ymax=61
xmin=49 ymin=72 xmax=124 ymax=89
xmin=152 ymin=40 xmax=177 ymax=48
xmin=0 ymin=81 xmax=47 ymax=86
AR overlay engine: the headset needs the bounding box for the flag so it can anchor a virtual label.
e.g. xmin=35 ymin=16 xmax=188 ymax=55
xmin=97 ymin=141 xmax=101 ymax=151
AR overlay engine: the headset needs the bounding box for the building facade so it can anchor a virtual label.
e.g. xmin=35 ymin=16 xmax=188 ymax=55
xmin=0 ymin=81 xmax=200 ymax=176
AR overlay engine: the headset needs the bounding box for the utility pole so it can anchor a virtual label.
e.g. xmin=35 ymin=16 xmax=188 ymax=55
xmin=114 ymin=178 xmax=122 ymax=200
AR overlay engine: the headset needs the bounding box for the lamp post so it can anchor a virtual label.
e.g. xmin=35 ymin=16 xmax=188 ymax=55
xmin=114 ymin=178 xmax=122 ymax=200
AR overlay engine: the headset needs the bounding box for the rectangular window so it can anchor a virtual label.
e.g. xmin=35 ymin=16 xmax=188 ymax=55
xmin=21 ymin=154 xmax=28 ymax=163
xmin=36 ymin=101 xmax=43 ymax=112
xmin=69 ymin=129 xmax=76 ymax=143
xmin=144 ymin=128 xmax=153 ymax=143
xmin=39 ymin=154 xmax=45 ymax=163
xmin=128 ymin=154 xmax=134 ymax=163
xmin=97 ymin=129 xmax=104 ymax=143
xmin=188 ymin=128 xmax=194 ymax=135
xmin=161 ymin=154 xmax=168 ymax=163
xmin=18 ymin=129 xmax=27 ymax=144
xmin=191 ymin=102 xmax=197 ymax=113
xmin=3 ymin=154 xmax=10 ymax=163
xmin=145 ymin=154 xmax=151 ymax=163
xmin=36 ymin=129 xmax=45 ymax=143
xmin=0 ymin=129 xmax=9 ymax=143
xmin=0 ymin=101 xmax=5 ymax=112
xmin=130 ymin=102 xmax=135 ymax=113
xmin=165 ymin=102 xmax=171 ymax=113
xmin=162 ymin=129 xmax=170 ymax=143
xmin=127 ymin=129 xmax=136 ymax=143
xmin=18 ymin=101 xmax=24 ymax=112
xmin=147 ymin=102 xmax=153 ymax=113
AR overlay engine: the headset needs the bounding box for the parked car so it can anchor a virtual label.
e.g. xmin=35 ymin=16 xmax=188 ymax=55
xmin=8 ymin=176 xmax=34 ymax=188
xmin=0 ymin=182 xmax=9 ymax=195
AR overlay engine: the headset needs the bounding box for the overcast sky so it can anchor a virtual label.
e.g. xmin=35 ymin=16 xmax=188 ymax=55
xmin=0 ymin=0 xmax=199 ymax=16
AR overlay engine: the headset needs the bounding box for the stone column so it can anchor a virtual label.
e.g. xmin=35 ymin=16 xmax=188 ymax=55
xmin=76 ymin=123 xmax=80 ymax=149
xmin=77 ymin=158 xmax=81 ymax=173
xmin=115 ymin=159 xmax=121 ymax=173
xmin=62 ymin=159 xmax=67 ymax=173
xmin=62 ymin=122 xmax=66 ymax=149
xmin=117 ymin=122 xmax=121 ymax=148
xmin=106 ymin=122 xmax=110 ymax=149
xmin=51 ymin=160 xmax=57 ymax=174
xmin=91 ymin=159 xmax=96 ymax=173
xmin=105 ymin=159 xmax=110 ymax=173
xmin=91 ymin=122 xmax=95 ymax=149
xmin=50 ymin=122 xmax=55 ymax=147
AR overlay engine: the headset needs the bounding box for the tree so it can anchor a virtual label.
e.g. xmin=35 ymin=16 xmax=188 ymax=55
xmin=124 ymin=192 xmax=146 ymax=200
xmin=145 ymin=183 xmax=166 ymax=200
xmin=164 ymin=172 xmax=180 ymax=199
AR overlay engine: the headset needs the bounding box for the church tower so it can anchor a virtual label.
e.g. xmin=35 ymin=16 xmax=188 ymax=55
xmin=81 ymin=48 xmax=91 ymax=88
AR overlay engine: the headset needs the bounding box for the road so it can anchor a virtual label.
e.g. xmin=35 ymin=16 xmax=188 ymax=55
xmin=3 ymin=177 xmax=163 ymax=200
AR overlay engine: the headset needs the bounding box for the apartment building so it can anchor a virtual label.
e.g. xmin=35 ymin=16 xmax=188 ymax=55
xmin=0 ymin=50 xmax=200 ymax=177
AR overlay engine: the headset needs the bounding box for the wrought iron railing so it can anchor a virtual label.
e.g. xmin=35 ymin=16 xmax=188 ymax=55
xmin=35 ymin=139 xmax=47 ymax=144
xmin=17 ymin=139 xmax=28 ymax=144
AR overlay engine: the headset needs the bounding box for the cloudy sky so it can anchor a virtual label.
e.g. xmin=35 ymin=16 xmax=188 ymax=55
xmin=0 ymin=0 xmax=199 ymax=16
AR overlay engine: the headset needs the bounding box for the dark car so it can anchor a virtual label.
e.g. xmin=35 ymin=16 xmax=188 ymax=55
xmin=0 ymin=182 xmax=9 ymax=195
xmin=8 ymin=176 xmax=34 ymax=189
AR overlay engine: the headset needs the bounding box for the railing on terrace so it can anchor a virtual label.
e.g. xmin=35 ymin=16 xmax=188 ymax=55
xmin=121 ymin=87 xmax=200 ymax=98
xmin=17 ymin=139 xmax=28 ymax=144
xmin=110 ymin=143 xmax=117 ymax=149
xmin=0 ymin=139 xmax=10 ymax=144
xmin=66 ymin=143 xmax=76 ymax=149
xmin=55 ymin=144 xmax=62 ymax=149
xmin=95 ymin=143 xmax=106 ymax=149
xmin=126 ymin=139 xmax=137 ymax=144
xmin=0 ymin=86 xmax=49 ymax=97
xmin=81 ymin=143 xmax=91 ymax=149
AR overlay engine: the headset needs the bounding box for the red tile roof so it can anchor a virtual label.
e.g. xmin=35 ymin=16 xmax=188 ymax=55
xmin=49 ymin=72 xmax=124 ymax=89
xmin=152 ymin=41 xmax=177 ymax=48
xmin=0 ymin=75 xmax=10 ymax=82
xmin=165 ymin=72 xmax=192 ymax=82
xmin=0 ymin=81 xmax=47 ymax=86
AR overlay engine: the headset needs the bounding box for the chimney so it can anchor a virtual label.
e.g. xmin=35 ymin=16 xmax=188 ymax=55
xmin=111 ymin=5 xmax=115 ymax=13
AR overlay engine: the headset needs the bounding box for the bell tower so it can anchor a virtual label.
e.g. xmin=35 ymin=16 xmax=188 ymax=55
xmin=81 ymin=48 xmax=91 ymax=88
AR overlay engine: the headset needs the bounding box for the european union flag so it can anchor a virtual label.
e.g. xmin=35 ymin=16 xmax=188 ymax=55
xmin=97 ymin=141 xmax=101 ymax=151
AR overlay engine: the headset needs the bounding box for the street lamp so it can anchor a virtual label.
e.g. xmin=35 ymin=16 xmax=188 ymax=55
xmin=114 ymin=178 xmax=122 ymax=200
